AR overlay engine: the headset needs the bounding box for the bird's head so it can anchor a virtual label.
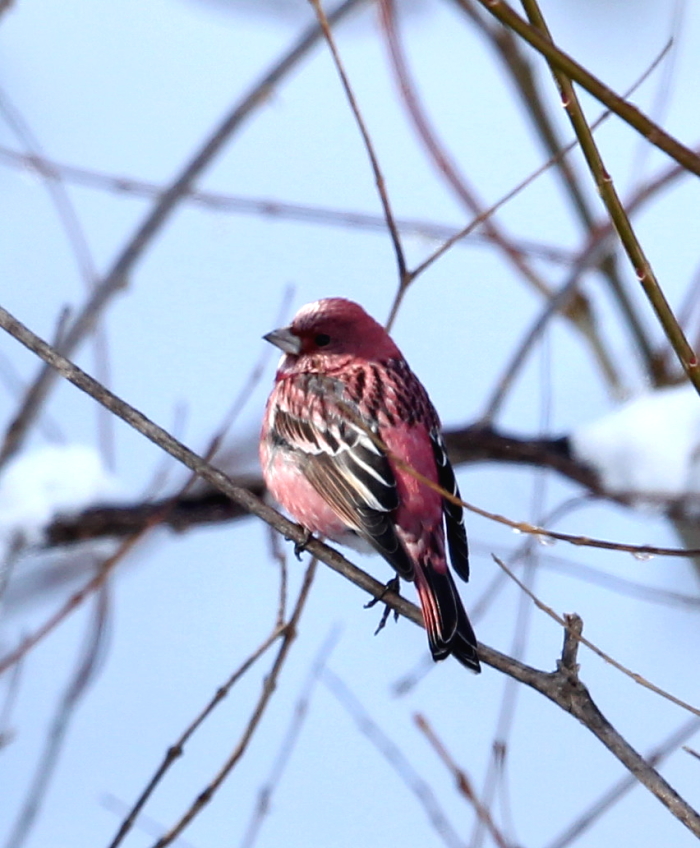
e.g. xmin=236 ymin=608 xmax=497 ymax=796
xmin=264 ymin=298 xmax=401 ymax=368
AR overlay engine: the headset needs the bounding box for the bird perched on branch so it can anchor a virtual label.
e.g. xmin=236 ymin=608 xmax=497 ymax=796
xmin=260 ymin=297 xmax=480 ymax=672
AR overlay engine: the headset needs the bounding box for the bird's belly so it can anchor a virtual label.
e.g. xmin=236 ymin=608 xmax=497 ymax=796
xmin=263 ymin=448 xmax=356 ymax=543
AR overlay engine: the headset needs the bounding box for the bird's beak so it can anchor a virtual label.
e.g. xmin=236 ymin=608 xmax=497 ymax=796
xmin=263 ymin=326 xmax=302 ymax=355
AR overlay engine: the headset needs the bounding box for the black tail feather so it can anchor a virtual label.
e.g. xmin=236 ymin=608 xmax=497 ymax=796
xmin=415 ymin=561 xmax=481 ymax=673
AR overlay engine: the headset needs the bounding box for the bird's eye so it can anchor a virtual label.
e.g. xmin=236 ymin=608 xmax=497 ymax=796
xmin=314 ymin=333 xmax=331 ymax=347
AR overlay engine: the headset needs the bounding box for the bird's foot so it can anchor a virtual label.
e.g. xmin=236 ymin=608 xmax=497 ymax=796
xmin=286 ymin=527 xmax=313 ymax=560
xmin=365 ymin=576 xmax=401 ymax=635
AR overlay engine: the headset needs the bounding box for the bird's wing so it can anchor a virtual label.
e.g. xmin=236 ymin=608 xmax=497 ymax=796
xmin=431 ymin=431 xmax=470 ymax=582
xmin=273 ymin=401 xmax=415 ymax=579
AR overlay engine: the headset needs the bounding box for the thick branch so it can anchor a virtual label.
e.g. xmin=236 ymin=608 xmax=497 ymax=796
xmin=45 ymin=426 xmax=598 ymax=546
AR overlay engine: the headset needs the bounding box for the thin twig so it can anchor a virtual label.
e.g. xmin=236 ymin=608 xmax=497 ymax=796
xmin=463 ymin=0 xmax=700 ymax=176
xmin=0 ymin=89 xmax=116 ymax=466
xmin=0 ymin=144 xmax=576 ymax=265
xmin=239 ymin=626 xmax=341 ymax=848
xmin=481 ymin=143 xmax=700 ymax=419
xmin=451 ymin=1 xmax=666 ymax=378
xmin=493 ymin=555 xmax=700 ymax=720
xmin=4 ymin=586 xmax=109 ymax=848
xmin=481 ymin=229 xmax=613 ymax=422
xmin=210 ymin=284 xmax=295 ymax=458
xmin=148 ymin=557 xmax=318 ymax=848
xmin=107 ymin=623 xmax=289 ymax=848
xmin=0 ymin=532 xmax=141 ymax=677
xmin=491 ymin=614 xmax=700 ymax=838
xmin=545 ymin=716 xmax=700 ymax=848
xmin=517 ymin=0 xmax=700 ymax=392
xmin=488 ymin=543 xmax=700 ymax=610
xmin=0 ymin=650 xmax=22 ymax=750
xmin=384 ymin=34 xmax=681 ymax=391
xmin=379 ymin=0 xmax=597 ymax=348
xmin=308 ymin=0 xmax=407 ymax=285
xmin=472 ymin=388 xmax=554 ymax=848
xmin=624 ymin=0 xmax=685 ymax=191
xmin=415 ymin=713 xmax=513 ymax=848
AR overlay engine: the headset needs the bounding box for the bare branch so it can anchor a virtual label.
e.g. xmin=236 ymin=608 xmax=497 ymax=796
xmin=461 ymin=0 xmax=700 ymax=176
xmin=451 ymin=0 xmax=668 ymax=378
xmin=517 ymin=0 xmax=699 ymax=391
xmin=0 ymin=144 xmax=577 ymax=265
xmin=546 ymin=717 xmax=700 ymax=848
xmin=493 ymin=555 xmax=700 ymax=721
xmin=415 ymin=713 xmax=514 ymax=848
xmin=239 ymin=627 xmax=341 ymax=848
xmin=483 ymin=616 xmax=700 ymax=838
xmin=379 ymin=0 xmax=605 ymax=358
xmin=5 ymin=586 xmax=109 ymax=848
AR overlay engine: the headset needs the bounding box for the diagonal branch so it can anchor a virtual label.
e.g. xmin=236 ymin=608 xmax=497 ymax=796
xmin=488 ymin=614 xmax=700 ymax=838
xmin=460 ymin=0 xmax=700 ymax=176
xmin=106 ymin=623 xmax=287 ymax=848
xmin=545 ymin=716 xmax=700 ymax=848
xmin=449 ymin=0 xmax=665 ymax=379
xmin=379 ymin=0 xmax=605 ymax=354
xmin=516 ymin=0 xmax=700 ymax=392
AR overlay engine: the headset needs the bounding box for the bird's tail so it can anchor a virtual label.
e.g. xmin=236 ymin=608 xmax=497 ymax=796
xmin=414 ymin=560 xmax=481 ymax=673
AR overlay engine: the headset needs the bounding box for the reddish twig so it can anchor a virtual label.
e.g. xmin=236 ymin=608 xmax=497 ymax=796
xmin=415 ymin=713 xmax=513 ymax=848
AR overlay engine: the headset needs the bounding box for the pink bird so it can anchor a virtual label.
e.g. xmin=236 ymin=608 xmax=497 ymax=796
xmin=260 ymin=298 xmax=480 ymax=672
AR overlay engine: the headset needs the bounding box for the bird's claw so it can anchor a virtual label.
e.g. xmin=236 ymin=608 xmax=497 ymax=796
xmin=290 ymin=527 xmax=312 ymax=560
xmin=365 ymin=576 xmax=401 ymax=635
